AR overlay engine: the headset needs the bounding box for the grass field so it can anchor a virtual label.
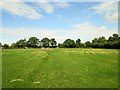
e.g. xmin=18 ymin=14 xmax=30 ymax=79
xmin=2 ymin=48 xmax=118 ymax=88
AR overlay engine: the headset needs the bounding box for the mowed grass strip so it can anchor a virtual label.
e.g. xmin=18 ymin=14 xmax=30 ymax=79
xmin=2 ymin=48 xmax=118 ymax=88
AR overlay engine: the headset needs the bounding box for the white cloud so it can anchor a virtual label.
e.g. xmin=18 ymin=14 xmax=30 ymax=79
xmin=0 ymin=2 xmax=42 ymax=20
xmin=36 ymin=2 xmax=70 ymax=14
xmin=69 ymin=22 xmax=117 ymax=41
xmin=1 ymin=0 xmax=119 ymax=2
xmin=1 ymin=27 xmax=68 ymax=44
xmin=93 ymin=2 xmax=118 ymax=22
xmin=1 ymin=22 xmax=117 ymax=44
xmin=105 ymin=12 xmax=118 ymax=22
xmin=93 ymin=2 xmax=117 ymax=12
xmin=0 ymin=2 xmax=71 ymax=19
xmin=55 ymin=2 xmax=70 ymax=8
xmin=37 ymin=2 xmax=54 ymax=14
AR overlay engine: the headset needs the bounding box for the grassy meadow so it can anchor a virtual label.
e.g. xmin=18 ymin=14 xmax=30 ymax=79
xmin=2 ymin=48 xmax=118 ymax=88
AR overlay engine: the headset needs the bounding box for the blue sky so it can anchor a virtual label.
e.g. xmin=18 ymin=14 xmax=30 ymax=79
xmin=0 ymin=1 xmax=118 ymax=44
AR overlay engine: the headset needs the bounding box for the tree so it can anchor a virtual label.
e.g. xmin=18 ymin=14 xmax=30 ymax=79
xmin=76 ymin=39 xmax=81 ymax=48
xmin=108 ymin=36 xmax=114 ymax=42
xmin=2 ymin=33 xmax=120 ymax=49
xmin=41 ymin=37 xmax=50 ymax=48
xmin=10 ymin=43 xmax=16 ymax=49
xmin=108 ymin=34 xmax=119 ymax=42
xmin=58 ymin=43 xmax=64 ymax=48
xmin=0 ymin=42 xmax=2 ymax=48
xmin=98 ymin=36 xmax=107 ymax=48
xmin=50 ymin=38 xmax=57 ymax=48
xmin=117 ymin=38 xmax=120 ymax=49
xmin=80 ymin=43 xmax=86 ymax=48
xmin=26 ymin=37 xmax=39 ymax=48
xmin=3 ymin=44 xmax=9 ymax=49
xmin=106 ymin=34 xmax=120 ymax=49
xmin=15 ymin=38 xmax=26 ymax=48
xmin=104 ymin=41 xmax=114 ymax=48
xmin=92 ymin=38 xmax=99 ymax=48
xmin=113 ymin=34 xmax=119 ymax=41
xmin=39 ymin=41 xmax=43 ymax=48
xmin=63 ymin=39 xmax=76 ymax=48
xmin=85 ymin=41 xmax=91 ymax=47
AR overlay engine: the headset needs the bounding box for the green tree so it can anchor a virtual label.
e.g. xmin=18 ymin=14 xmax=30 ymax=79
xmin=50 ymin=38 xmax=57 ymax=48
xmin=63 ymin=39 xmax=76 ymax=48
xmin=92 ymin=38 xmax=99 ymax=48
xmin=98 ymin=36 xmax=107 ymax=47
xmin=39 ymin=41 xmax=43 ymax=48
xmin=41 ymin=37 xmax=50 ymax=48
xmin=0 ymin=42 xmax=2 ymax=48
xmin=106 ymin=34 xmax=120 ymax=49
xmin=113 ymin=34 xmax=119 ymax=41
xmin=117 ymin=38 xmax=120 ymax=49
xmin=10 ymin=43 xmax=16 ymax=49
xmin=104 ymin=41 xmax=114 ymax=48
xmin=108 ymin=36 xmax=114 ymax=42
xmin=85 ymin=41 xmax=91 ymax=47
xmin=26 ymin=37 xmax=39 ymax=48
xmin=80 ymin=43 xmax=86 ymax=48
xmin=3 ymin=44 xmax=9 ymax=49
xmin=58 ymin=43 xmax=64 ymax=48
xmin=76 ymin=39 xmax=81 ymax=48
xmin=15 ymin=38 xmax=26 ymax=48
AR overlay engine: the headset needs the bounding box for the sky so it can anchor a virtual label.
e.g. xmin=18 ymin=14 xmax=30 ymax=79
xmin=0 ymin=1 xmax=119 ymax=44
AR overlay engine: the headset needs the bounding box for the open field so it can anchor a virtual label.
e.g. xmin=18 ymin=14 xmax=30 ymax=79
xmin=2 ymin=48 xmax=118 ymax=88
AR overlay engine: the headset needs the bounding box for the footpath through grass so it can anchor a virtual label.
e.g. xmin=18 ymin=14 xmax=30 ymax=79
xmin=2 ymin=48 xmax=118 ymax=88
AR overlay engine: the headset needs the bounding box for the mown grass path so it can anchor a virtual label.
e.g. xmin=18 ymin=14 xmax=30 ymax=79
xmin=2 ymin=48 xmax=118 ymax=88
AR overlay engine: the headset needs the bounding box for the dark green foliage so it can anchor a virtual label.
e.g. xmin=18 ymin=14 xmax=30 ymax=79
xmin=76 ymin=39 xmax=81 ymax=48
xmin=92 ymin=36 xmax=107 ymax=48
xmin=50 ymin=38 xmax=57 ymax=48
xmin=80 ymin=43 xmax=86 ymax=48
xmin=10 ymin=43 xmax=16 ymax=49
xmin=90 ymin=34 xmax=120 ymax=49
xmin=15 ymin=38 xmax=26 ymax=48
xmin=3 ymin=33 xmax=120 ymax=49
xmin=85 ymin=41 xmax=91 ymax=47
xmin=0 ymin=42 xmax=2 ymax=48
xmin=98 ymin=36 xmax=107 ymax=47
xmin=108 ymin=36 xmax=114 ymax=42
xmin=41 ymin=37 xmax=50 ymax=48
xmin=63 ymin=39 xmax=76 ymax=48
xmin=26 ymin=37 xmax=39 ymax=48
xmin=92 ymin=38 xmax=99 ymax=48
xmin=105 ymin=34 xmax=120 ymax=49
xmin=58 ymin=43 xmax=64 ymax=48
xmin=118 ymin=39 xmax=120 ymax=49
xmin=3 ymin=44 xmax=9 ymax=49
xmin=112 ymin=34 xmax=119 ymax=41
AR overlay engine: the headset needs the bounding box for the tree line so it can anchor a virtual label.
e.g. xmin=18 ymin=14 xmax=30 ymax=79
xmin=0 ymin=33 xmax=120 ymax=49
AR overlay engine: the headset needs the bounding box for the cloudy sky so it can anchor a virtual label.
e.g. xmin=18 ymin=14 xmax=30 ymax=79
xmin=0 ymin=1 xmax=119 ymax=44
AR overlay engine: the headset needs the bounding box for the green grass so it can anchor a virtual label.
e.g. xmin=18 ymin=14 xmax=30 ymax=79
xmin=2 ymin=48 xmax=118 ymax=88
